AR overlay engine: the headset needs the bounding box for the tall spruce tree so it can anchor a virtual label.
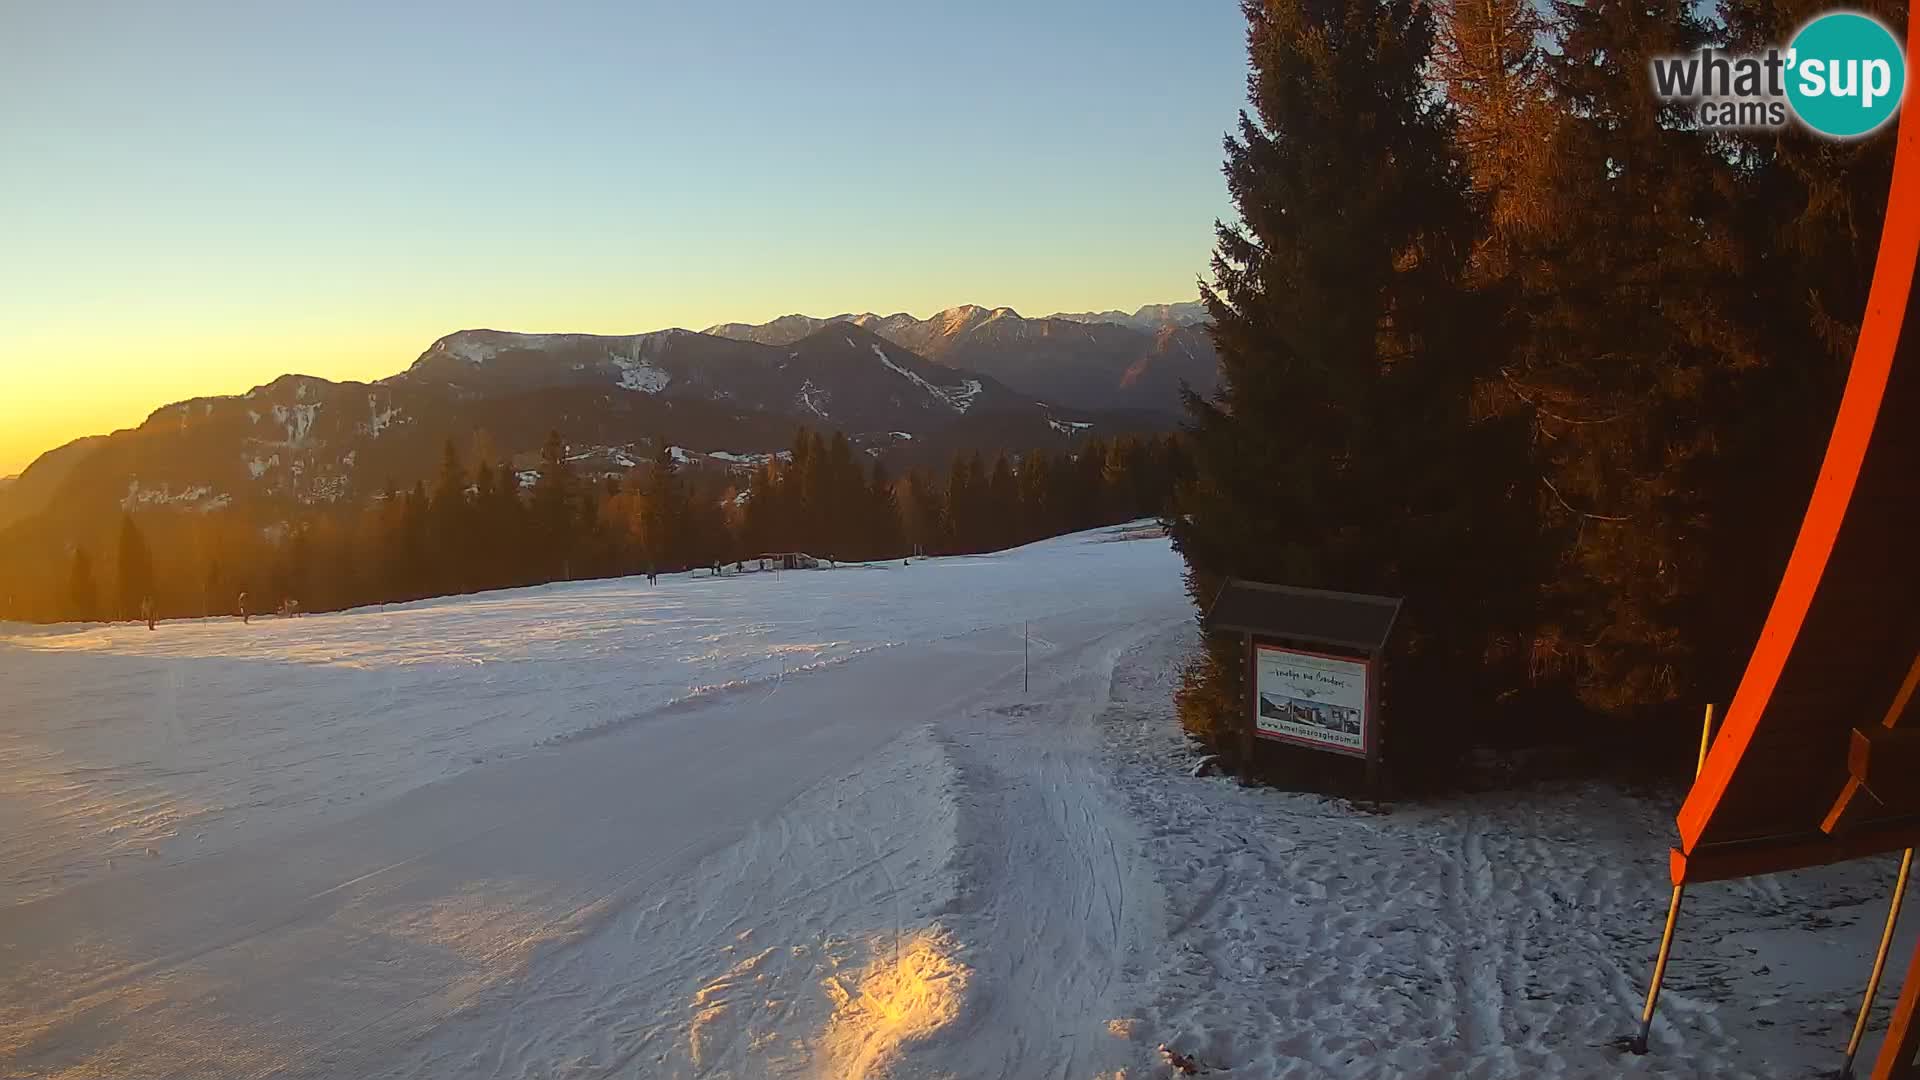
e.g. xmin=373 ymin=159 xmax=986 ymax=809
xmin=1503 ymin=0 xmax=1751 ymax=714
xmin=1695 ymin=0 xmax=1902 ymax=699
xmin=1170 ymin=0 xmax=1494 ymax=779
xmin=116 ymin=514 xmax=155 ymax=621
xmin=431 ymin=438 xmax=470 ymax=593
xmin=69 ymin=546 xmax=98 ymax=622
xmin=532 ymin=431 xmax=575 ymax=578
xmin=642 ymin=438 xmax=687 ymax=570
xmin=866 ymin=460 xmax=905 ymax=561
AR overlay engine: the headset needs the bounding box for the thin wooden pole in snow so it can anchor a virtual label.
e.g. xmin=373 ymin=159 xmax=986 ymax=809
xmin=1841 ymin=847 xmax=1914 ymax=1078
xmin=1023 ymin=622 xmax=1029 ymax=695
xmin=1631 ymin=703 xmax=1715 ymax=1054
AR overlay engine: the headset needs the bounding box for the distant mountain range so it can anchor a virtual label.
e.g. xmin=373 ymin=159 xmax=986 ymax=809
xmin=704 ymin=302 xmax=1214 ymax=413
xmin=0 ymin=303 xmax=1214 ymax=540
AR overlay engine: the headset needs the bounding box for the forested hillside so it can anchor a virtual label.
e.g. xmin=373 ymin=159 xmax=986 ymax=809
xmin=14 ymin=429 xmax=1184 ymax=623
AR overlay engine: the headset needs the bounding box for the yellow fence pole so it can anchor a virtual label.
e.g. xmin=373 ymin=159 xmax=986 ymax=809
xmin=1841 ymin=847 xmax=1916 ymax=1078
xmin=1631 ymin=704 xmax=1715 ymax=1055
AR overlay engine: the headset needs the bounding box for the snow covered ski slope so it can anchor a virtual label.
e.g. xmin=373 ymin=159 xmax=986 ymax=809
xmin=2 ymin=524 xmax=1913 ymax=1078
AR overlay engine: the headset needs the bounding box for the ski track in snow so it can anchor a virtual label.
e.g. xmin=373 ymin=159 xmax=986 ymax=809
xmin=4 ymin=527 xmax=1915 ymax=1078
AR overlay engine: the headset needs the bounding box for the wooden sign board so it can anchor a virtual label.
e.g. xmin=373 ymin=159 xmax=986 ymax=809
xmin=1206 ymin=579 xmax=1400 ymax=788
xmin=1252 ymin=641 xmax=1372 ymax=758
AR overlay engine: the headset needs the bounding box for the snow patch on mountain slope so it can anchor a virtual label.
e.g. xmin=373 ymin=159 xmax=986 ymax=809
xmin=432 ymin=331 xmax=545 ymax=365
xmin=610 ymin=336 xmax=674 ymax=393
xmin=363 ymin=395 xmax=401 ymax=438
xmin=269 ymin=402 xmax=322 ymax=446
xmin=797 ymin=379 xmax=831 ymax=419
xmin=870 ymin=344 xmax=980 ymax=413
xmin=121 ymin=481 xmax=226 ymax=512
xmin=614 ymin=357 xmax=671 ymax=393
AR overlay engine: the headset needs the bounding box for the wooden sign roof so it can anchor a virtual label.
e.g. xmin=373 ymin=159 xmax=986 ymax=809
xmin=1204 ymin=579 xmax=1401 ymax=654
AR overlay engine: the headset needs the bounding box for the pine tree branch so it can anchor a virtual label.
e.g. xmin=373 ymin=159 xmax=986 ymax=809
xmin=1541 ymin=475 xmax=1632 ymax=522
xmin=1499 ymin=368 xmax=1625 ymax=426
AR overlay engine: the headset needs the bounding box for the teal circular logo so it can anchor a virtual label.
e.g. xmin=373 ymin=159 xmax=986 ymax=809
xmin=1786 ymin=12 xmax=1907 ymax=138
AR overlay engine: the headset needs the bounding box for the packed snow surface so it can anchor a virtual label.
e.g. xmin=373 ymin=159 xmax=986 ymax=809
xmin=1 ymin=525 xmax=1912 ymax=1078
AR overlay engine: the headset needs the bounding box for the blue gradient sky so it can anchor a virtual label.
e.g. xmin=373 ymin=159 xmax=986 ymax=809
xmin=0 ymin=1 xmax=1247 ymax=475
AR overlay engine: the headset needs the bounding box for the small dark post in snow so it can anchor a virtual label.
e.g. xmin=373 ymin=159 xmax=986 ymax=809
xmin=1024 ymin=621 xmax=1029 ymax=695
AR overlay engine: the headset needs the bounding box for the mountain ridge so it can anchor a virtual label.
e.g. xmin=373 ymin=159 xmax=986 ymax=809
xmin=1 ymin=311 xmax=1197 ymax=540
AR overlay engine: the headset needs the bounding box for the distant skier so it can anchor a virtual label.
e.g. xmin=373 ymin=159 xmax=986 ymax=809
xmin=647 ymin=563 xmax=658 ymax=587
xmin=140 ymin=597 xmax=155 ymax=631
xmin=237 ymin=590 xmax=249 ymax=625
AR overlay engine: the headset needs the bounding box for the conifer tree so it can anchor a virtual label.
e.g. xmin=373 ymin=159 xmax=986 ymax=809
xmin=902 ymin=469 xmax=944 ymax=555
xmin=1507 ymin=0 xmax=1748 ymax=711
xmin=116 ymin=514 xmax=154 ymax=621
xmin=642 ymin=438 xmax=687 ymax=570
xmin=987 ymin=453 xmax=1019 ymax=551
xmin=431 ymin=438 xmax=470 ymax=593
xmin=1433 ymin=0 xmax=1553 ymax=248
xmin=1171 ymin=0 xmax=1488 ymax=775
xmin=823 ymin=432 xmax=860 ymax=559
xmin=866 ymin=460 xmax=905 ymax=561
xmin=532 ymin=431 xmax=575 ymax=578
xmin=69 ymin=546 xmax=98 ymax=622
xmin=1018 ymin=451 xmax=1059 ymax=544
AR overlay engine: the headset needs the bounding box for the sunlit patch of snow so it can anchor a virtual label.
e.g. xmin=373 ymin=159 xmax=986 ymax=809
xmin=1047 ymin=419 xmax=1093 ymax=436
xmin=247 ymin=409 xmax=261 ymax=425
xmin=888 ymin=431 xmax=914 ymax=441
xmin=121 ymin=480 xmax=223 ymax=511
xmin=817 ymin=927 xmax=970 ymax=1079
xmin=245 ymin=454 xmax=281 ymax=480
xmin=434 ymin=332 xmax=535 ymax=365
xmin=937 ymin=305 xmax=987 ymax=336
xmin=516 ymin=470 xmax=539 ymax=489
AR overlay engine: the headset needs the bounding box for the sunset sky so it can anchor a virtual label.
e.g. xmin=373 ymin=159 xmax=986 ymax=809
xmin=0 ymin=1 xmax=1246 ymax=477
